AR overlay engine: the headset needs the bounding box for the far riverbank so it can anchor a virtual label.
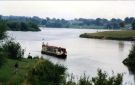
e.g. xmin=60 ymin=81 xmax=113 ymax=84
xmin=80 ymin=30 xmax=135 ymax=41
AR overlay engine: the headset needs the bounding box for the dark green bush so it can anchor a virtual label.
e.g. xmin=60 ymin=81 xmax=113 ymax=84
xmin=123 ymin=44 xmax=135 ymax=73
xmin=0 ymin=20 xmax=7 ymax=39
xmin=2 ymin=39 xmax=24 ymax=59
xmin=28 ymin=59 xmax=66 ymax=85
xmin=92 ymin=69 xmax=123 ymax=85
xmin=132 ymin=20 xmax=135 ymax=30
xmin=0 ymin=47 xmax=6 ymax=68
xmin=65 ymin=69 xmax=123 ymax=85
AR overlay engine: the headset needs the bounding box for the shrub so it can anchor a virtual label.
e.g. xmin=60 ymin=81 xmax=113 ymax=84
xmin=0 ymin=20 xmax=7 ymax=39
xmin=2 ymin=39 xmax=24 ymax=59
xmin=0 ymin=47 xmax=6 ymax=68
xmin=92 ymin=69 xmax=123 ymax=85
xmin=65 ymin=69 xmax=123 ymax=85
xmin=33 ymin=56 xmax=39 ymax=59
xmin=28 ymin=59 xmax=66 ymax=85
xmin=123 ymin=44 xmax=135 ymax=73
xmin=132 ymin=20 xmax=135 ymax=30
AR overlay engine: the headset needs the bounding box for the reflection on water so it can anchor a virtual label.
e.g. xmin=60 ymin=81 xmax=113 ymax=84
xmin=8 ymin=28 xmax=135 ymax=85
xmin=119 ymin=41 xmax=124 ymax=52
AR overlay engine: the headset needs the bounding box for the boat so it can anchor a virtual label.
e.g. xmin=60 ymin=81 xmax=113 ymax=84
xmin=41 ymin=42 xmax=67 ymax=59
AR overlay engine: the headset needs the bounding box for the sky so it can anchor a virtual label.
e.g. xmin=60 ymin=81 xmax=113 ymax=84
xmin=0 ymin=1 xmax=135 ymax=20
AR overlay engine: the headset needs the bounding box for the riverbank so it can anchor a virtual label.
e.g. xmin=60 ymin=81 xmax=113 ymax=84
xmin=0 ymin=58 xmax=38 ymax=84
xmin=80 ymin=30 xmax=135 ymax=41
xmin=0 ymin=58 xmax=123 ymax=85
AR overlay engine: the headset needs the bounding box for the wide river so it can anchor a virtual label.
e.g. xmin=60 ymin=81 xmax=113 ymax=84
xmin=8 ymin=28 xmax=134 ymax=85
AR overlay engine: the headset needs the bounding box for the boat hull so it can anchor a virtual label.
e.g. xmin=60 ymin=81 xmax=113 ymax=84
xmin=41 ymin=51 xmax=67 ymax=59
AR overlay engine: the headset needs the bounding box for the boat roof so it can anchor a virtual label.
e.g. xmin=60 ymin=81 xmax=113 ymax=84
xmin=42 ymin=45 xmax=66 ymax=50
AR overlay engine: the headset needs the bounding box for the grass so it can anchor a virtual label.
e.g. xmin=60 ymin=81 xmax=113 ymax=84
xmin=0 ymin=58 xmax=123 ymax=85
xmin=80 ymin=30 xmax=135 ymax=41
xmin=0 ymin=58 xmax=38 ymax=85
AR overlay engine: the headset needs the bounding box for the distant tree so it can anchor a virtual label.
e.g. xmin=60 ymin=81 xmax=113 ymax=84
xmin=129 ymin=17 xmax=135 ymax=23
xmin=123 ymin=44 xmax=135 ymax=73
xmin=119 ymin=22 xmax=125 ymax=28
xmin=124 ymin=17 xmax=130 ymax=24
xmin=95 ymin=18 xmax=102 ymax=26
xmin=28 ymin=22 xmax=40 ymax=31
xmin=41 ymin=19 xmax=47 ymax=25
xmin=0 ymin=15 xmax=2 ymax=20
xmin=20 ymin=22 xmax=28 ymax=31
xmin=132 ymin=20 xmax=135 ymax=30
xmin=7 ymin=21 xmax=20 ymax=31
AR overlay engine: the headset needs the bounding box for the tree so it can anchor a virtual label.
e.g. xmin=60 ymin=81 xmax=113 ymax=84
xmin=20 ymin=22 xmax=28 ymax=31
xmin=0 ymin=20 xmax=7 ymax=67
xmin=119 ymin=22 xmax=125 ymax=28
xmin=123 ymin=44 xmax=135 ymax=73
xmin=65 ymin=69 xmax=123 ymax=85
xmin=0 ymin=20 xmax=7 ymax=40
xmin=0 ymin=44 xmax=6 ymax=67
xmin=2 ymin=39 xmax=24 ymax=59
xmin=28 ymin=60 xmax=66 ymax=85
xmin=132 ymin=20 xmax=135 ymax=30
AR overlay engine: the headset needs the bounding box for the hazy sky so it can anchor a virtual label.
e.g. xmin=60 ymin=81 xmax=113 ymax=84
xmin=0 ymin=1 xmax=135 ymax=20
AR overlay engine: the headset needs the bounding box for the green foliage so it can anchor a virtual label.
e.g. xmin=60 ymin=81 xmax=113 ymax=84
xmin=0 ymin=58 xmax=38 ymax=84
xmin=28 ymin=59 xmax=66 ymax=85
xmin=0 ymin=48 xmax=6 ymax=68
xmin=80 ymin=30 xmax=135 ymax=41
xmin=2 ymin=15 xmax=135 ymax=29
xmin=132 ymin=20 xmax=135 ymax=30
xmin=1 ymin=39 xmax=24 ymax=59
xmin=123 ymin=44 xmax=135 ymax=73
xmin=0 ymin=57 xmax=123 ymax=85
xmin=7 ymin=21 xmax=40 ymax=31
xmin=119 ymin=22 xmax=125 ymax=28
xmin=79 ymin=75 xmax=92 ymax=85
xmin=28 ymin=22 xmax=40 ymax=31
xmin=92 ymin=69 xmax=122 ymax=85
xmin=0 ymin=20 xmax=7 ymax=40
xmin=65 ymin=69 xmax=123 ymax=85
xmin=7 ymin=21 xmax=20 ymax=31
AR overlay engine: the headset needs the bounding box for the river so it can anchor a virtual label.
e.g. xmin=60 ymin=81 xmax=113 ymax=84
xmin=8 ymin=28 xmax=135 ymax=85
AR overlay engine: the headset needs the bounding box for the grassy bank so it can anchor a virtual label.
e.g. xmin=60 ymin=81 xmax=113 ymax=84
xmin=0 ymin=58 xmax=123 ymax=85
xmin=0 ymin=58 xmax=38 ymax=85
xmin=80 ymin=30 xmax=135 ymax=41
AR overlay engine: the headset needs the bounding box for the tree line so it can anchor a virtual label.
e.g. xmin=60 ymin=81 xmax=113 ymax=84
xmin=1 ymin=15 xmax=135 ymax=29
xmin=0 ymin=16 xmax=40 ymax=31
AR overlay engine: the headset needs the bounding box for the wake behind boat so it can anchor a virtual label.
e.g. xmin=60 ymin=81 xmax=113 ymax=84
xmin=41 ymin=42 xmax=67 ymax=59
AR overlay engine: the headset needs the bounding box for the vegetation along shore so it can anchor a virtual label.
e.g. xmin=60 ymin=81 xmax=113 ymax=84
xmin=80 ymin=19 xmax=135 ymax=41
xmin=80 ymin=30 xmax=135 ymax=41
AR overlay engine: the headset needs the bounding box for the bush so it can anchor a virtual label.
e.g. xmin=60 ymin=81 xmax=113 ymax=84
xmin=0 ymin=48 xmax=6 ymax=68
xmin=2 ymin=39 xmax=24 ymax=59
xmin=28 ymin=59 xmax=66 ymax=85
xmin=132 ymin=20 xmax=135 ymax=30
xmin=0 ymin=20 xmax=7 ymax=39
xmin=92 ymin=69 xmax=122 ymax=85
xmin=123 ymin=44 xmax=135 ymax=73
xmin=65 ymin=69 xmax=123 ymax=85
xmin=33 ymin=56 xmax=39 ymax=59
